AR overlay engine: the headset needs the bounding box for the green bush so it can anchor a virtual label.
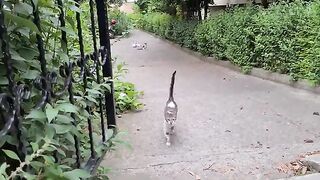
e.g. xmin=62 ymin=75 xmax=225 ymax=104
xmin=135 ymin=1 xmax=320 ymax=84
xmin=109 ymin=8 xmax=131 ymax=35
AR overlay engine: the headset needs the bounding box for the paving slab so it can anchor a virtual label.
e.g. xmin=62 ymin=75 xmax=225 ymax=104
xmin=102 ymin=30 xmax=320 ymax=180
xmin=278 ymin=173 xmax=320 ymax=180
xmin=302 ymin=154 xmax=320 ymax=172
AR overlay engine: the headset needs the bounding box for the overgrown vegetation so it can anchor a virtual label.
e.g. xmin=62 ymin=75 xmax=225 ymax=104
xmin=0 ymin=0 xmax=139 ymax=179
xmin=132 ymin=0 xmax=320 ymax=85
xmin=114 ymin=62 xmax=143 ymax=114
xmin=109 ymin=8 xmax=131 ymax=35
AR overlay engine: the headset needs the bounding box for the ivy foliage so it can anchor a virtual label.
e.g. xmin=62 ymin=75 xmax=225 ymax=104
xmin=0 ymin=0 xmax=137 ymax=179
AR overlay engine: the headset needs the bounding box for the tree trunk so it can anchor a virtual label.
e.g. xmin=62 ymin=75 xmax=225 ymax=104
xmin=204 ymin=0 xmax=209 ymax=19
xmin=261 ymin=0 xmax=268 ymax=8
xmin=197 ymin=0 xmax=202 ymax=21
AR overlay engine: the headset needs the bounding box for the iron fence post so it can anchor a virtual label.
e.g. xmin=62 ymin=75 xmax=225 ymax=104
xmin=95 ymin=0 xmax=116 ymax=129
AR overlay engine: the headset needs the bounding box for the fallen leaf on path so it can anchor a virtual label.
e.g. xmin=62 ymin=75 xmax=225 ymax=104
xmin=301 ymin=166 xmax=307 ymax=175
xmin=305 ymin=150 xmax=320 ymax=157
xmin=195 ymin=175 xmax=201 ymax=180
xmin=276 ymin=164 xmax=291 ymax=173
xmin=290 ymin=161 xmax=301 ymax=171
xmin=203 ymin=163 xmax=214 ymax=170
xmin=304 ymin=139 xmax=314 ymax=143
xmin=188 ymin=171 xmax=201 ymax=180
xmin=277 ymin=159 xmax=309 ymax=175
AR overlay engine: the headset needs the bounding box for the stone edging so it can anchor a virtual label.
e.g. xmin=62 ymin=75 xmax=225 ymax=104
xmin=142 ymin=30 xmax=320 ymax=94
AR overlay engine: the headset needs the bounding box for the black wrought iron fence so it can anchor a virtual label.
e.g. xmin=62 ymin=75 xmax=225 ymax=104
xmin=0 ymin=0 xmax=116 ymax=174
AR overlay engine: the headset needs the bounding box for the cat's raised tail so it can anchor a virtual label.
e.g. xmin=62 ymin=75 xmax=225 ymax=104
xmin=169 ymin=70 xmax=176 ymax=100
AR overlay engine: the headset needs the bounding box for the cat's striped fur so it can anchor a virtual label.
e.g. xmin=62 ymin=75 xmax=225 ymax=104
xmin=164 ymin=71 xmax=178 ymax=146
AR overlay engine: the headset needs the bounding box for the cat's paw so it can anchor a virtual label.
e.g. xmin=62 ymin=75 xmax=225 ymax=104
xmin=166 ymin=142 xmax=171 ymax=146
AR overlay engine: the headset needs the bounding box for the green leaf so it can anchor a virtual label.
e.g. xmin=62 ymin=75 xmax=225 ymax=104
xmin=25 ymin=155 xmax=32 ymax=162
xmin=5 ymin=135 xmax=17 ymax=146
xmin=30 ymin=142 xmax=39 ymax=152
xmin=69 ymin=5 xmax=81 ymax=13
xmin=21 ymin=172 xmax=36 ymax=179
xmin=42 ymin=155 xmax=55 ymax=164
xmin=2 ymin=149 xmax=20 ymax=161
xmin=59 ymin=27 xmax=76 ymax=36
xmin=22 ymin=70 xmax=40 ymax=80
xmin=63 ymin=169 xmax=91 ymax=180
xmin=0 ymin=77 xmax=8 ymax=85
xmin=85 ymin=95 xmax=98 ymax=104
xmin=100 ymin=83 xmax=111 ymax=92
xmin=61 ymin=158 xmax=76 ymax=165
xmin=30 ymin=161 xmax=44 ymax=170
xmin=65 ymin=133 xmax=75 ymax=144
xmin=17 ymin=27 xmax=30 ymax=37
xmin=46 ymin=125 xmax=56 ymax=139
xmin=52 ymin=124 xmax=73 ymax=134
xmin=59 ymin=52 xmax=69 ymax=63
xmin=57 ymin=103 xmax=78 ymax=113
xmin=32 ymin=0 xmax=39 ymax=8
xmin=59 ymin=165 xmax=72 ymax=171
xmin=0 ymin=163 xmax=7 ymax=175
xmin=19 ymin=47 xmax=39 ymax=60
xmin=10 ymin=50 xmax=26 ymax=61
xmin=66 ymin=16 xmax=75 ymax=29
xmin=14 ymin=3 xmax=33 ymax=16
xmin=56 ymin=148 xmax=66 ymax=157
xmin=0 ymin=175 xmax=6 ymax=180
xmin=25 ymin=109 xmax=46 ymax=120
xmin=3 ymin=11 xmax=40 ymax=34
xmin=56 ymin=115 xmax=73 ymax=124
xmin=87 ymin=89 xmax=102 ymax=95
xmin=46 ymin=104 xmax=59 ymax=123
xmin=106 ymin=129 xmax=114 ymax=141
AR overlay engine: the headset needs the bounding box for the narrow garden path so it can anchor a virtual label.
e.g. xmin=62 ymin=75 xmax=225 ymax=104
xmin=101 ymin=30 xmax=320 ymax=180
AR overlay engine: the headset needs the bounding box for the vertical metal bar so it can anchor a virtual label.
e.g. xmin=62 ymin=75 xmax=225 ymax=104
xmin=57 ymin=0 xmax=67 ymax=52
xmin=89 ymin=0 xmax=106 ymax=142
xmin=31 ymin=0 xmax=47 ymax=76
xmin=0 ymin=1 xmax=26 ymax=161
xmin=95 ymin=0 xmax=116 ymax=129
xmin=75 ymin=0 xmax=95 ymax=158
xmin=0 ymin=1 xmax=14 ymax=93
xmin=68 ymin=81 xmax=81 ymax=168
xmin=56 ymin=0 xmax=81 ymax=168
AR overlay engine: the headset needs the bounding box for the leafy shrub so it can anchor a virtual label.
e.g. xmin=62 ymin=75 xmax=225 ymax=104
xmin=0 ymin=0 xmax=134 ymax=179
xmin=166 ymin=20 xmax=198 ymax=49
xmin=134 ymin=1 xmax=320 ymax=84
xmin=109 ymin=8 xmax=131 ymax=35
xmin=114 ymin=63 xmax=143 ymax=114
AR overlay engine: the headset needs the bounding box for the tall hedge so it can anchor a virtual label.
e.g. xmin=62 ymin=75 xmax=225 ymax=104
xmin=134 ymin=0 xmax=320 ymax=84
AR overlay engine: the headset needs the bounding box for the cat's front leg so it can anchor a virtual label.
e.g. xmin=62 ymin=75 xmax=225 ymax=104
xmin=169 ymin=126 xmax=175 ymax=135
xmin=165 ymin=132 xmax=171 ymax=146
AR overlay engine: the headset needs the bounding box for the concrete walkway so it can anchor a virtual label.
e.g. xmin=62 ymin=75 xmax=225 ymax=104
xmin=101 ymin=30 xmax=320 ymax=180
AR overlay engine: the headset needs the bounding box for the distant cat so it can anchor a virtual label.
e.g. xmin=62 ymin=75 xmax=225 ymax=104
xmin=164 ymin=71 xmax=178 ymax=146
xmin=137 ymin=43 xmax=147 ymax=50
xmin=132 ymin=42 xmax=147 ymax=50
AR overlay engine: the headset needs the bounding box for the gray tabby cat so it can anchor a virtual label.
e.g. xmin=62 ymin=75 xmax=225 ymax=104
xmin=164 ymin=71 xmax=178 ymax=146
